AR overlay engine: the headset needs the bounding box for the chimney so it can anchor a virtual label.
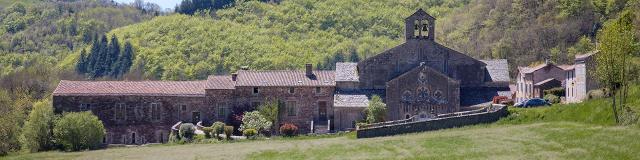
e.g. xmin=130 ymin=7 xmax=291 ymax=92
xmin=231 ymin=73 xmax=238 ymax=81
xmin=240 ymin=66 xmax=249 ymax=70
xmin=305 ymin=64 xmax=313 ymax=76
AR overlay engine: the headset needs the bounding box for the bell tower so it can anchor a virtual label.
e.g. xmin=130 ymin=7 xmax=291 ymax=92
xmin=405 ymin=9 xmax=435 ymax=41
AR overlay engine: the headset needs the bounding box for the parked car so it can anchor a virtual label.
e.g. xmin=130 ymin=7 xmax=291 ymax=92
xmin=514 ymin=98 xmax=551 ymax=108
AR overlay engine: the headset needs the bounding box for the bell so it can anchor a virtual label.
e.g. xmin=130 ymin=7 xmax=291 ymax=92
xmin=422 ymin=23 xmax=428 ymax=31
xmin=414 ymin=24 xmax=419 ymax=30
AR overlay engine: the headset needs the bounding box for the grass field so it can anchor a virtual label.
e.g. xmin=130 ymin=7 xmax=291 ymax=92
xmin=4 ymin=122 xmax=639 ymax=160
xmin=5 ymin=87 xmax=640 ymax=160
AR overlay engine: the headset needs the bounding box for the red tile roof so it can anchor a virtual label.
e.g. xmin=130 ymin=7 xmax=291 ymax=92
xmin=206 ymin=75 xmax=235 ymax=89
xmin=235 ymin=70 xmax=335 ymax=87
xmin=53 ymin=80 xmax=206 ymax=97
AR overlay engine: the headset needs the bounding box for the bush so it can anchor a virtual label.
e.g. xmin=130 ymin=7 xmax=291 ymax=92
xmin=211 ymin=121 xmax=225 ymax=139
xmin=588 ymin=89 xmax=606 ymax=99
xmin=280 ymin=123 xmax=298 ymax=137
xmin=202 ymin=127 xmax=213 ymax=139
xmin=179 ymin=123 xmax=195 ymax=141
xmin=492 ymin=96 xmax=509 ymax=104
xmin=366 ymin=95 xmax=387 ymax=123
xmin=168 ymin=131 xmax=180 ymax=144
xmin=53 ymin=112 xmax=105 ymax=151
xmin=544 ymin=87 xmax=565 ymax=97
xmin=243 ymin=129 xmax=258 ymax=139
xmin=544 ymin=94 xmax=560 ymax=104
xmin=223 ymin=126 xmax=234 ymax=140
xmin=20 ymin=100 xmax=55 ymax=152
xmin=240 ymin=111 xmax=272 ymax=133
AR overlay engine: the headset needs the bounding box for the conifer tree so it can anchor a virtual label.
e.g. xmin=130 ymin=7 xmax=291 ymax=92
xmin=75 ymin=49 xmax=87 ymax=74
xmin=107 ymin=35 xmax=120 ymax=76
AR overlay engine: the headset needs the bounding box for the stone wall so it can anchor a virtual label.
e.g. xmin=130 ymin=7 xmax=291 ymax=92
xmin=53 ymin=95 xmax=207 ymax=144
xmin=212 ymin=86 xmax=335 ymax=134
xmin=357 ymin=40 xmax=486 ymax=90
xmin=356 ymin=106 xmax=507 ymax=138
xmin=385 ymin=65 xmax=460 ymax=120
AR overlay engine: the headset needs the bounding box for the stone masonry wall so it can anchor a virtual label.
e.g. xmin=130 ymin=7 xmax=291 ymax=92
xmin=356 ymin=106 xmax=508 ymax=138
xmin=53 ymin=95 xmax=207 ymax=144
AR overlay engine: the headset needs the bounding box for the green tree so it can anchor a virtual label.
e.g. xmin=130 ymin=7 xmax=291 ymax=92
xmin=366 ymin=95 xmax=387 ymax=123
xmin=20 ymin=100 xmax=55 ymax=152
xmin=257 ymin=99 xmax=280 ymax=131
xmin=595 ymin=11 xmax=639 ymax=124
xmin=107 ymin=34 xmax=120 ymax=76
xmin=54 ymin=112 xmax=106 ymax=151
xmin=0 ymin=89 xmax=20 ymax=156
xmin=76 ymin=49 xmax=88 ymax=75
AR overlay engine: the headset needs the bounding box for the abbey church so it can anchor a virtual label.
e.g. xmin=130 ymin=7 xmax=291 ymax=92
xmin=53 ymin=9 xmax=510 ymax=144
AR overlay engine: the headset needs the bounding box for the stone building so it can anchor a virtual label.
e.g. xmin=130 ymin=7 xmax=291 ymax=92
xmin=52 ymin=9 xmax=510 ymax=144
xmin=565 ymin=51 xmax=599 ymax=103
xmin=515 ymin=51 xmax=599 ymax=103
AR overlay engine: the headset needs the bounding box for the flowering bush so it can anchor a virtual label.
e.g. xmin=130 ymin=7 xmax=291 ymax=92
xmin=279 ymin=123 xmax=298 ymax=137
xmin=240 ymin=111 xmax=272 ymax=132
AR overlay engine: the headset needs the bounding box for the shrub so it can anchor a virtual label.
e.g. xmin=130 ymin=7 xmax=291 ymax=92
xmin=280 ymin=123 xmax=298 ymax=137
xmin=53 ymin=112 xmax=105 ymax=151
xmin=20 ymin=100 xmax=55 ymax=152
xmin=211 ymin=121 xmax=225 ymax=139
xmin=588 ymin=89 xmax=606 ymax=99
xmin=544 ymin=94 xmax=560 ymax=104
xmin=543 ymin=87 xmax=565 ymax=97
xmin=243 ymin=129 xmax=258 ymax=139
xmin=179 ymin=123 xmax=195 ymax=141
xmin=168 ymin=131 xmax=180 ymax=144
xmin=366 ymin=95 xmax=387 ymax=123
xmin=240 ymin=111 xmax=272 ymax=133
xmin=492 ymin=96 xmax=509 ymax=104
xmin=223 ymin=126 xmax=234 ymax=140
xmin=202 ymin=127 xmax=213 ymax=138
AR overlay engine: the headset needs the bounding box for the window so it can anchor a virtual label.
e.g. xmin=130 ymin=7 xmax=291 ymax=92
xmin=151 ymin=103 xmax=161 ymax=121
xmin=315 ymin=87 xmax=322 ymax=94
xmin=218 ymin=106 xmax=226 ymax=117
xmin=115 ymin=103 xmax=125 ymax=120
xmin=289 ymin=87 xmax=295 ymax=94
xmin=286 ymin=101 xmax=297 ymax=116
xmin=253 ymin=87 xmax=259 ymax=94
xmin=80 ymin=103 xmax=90 ymax=111
xmin=180 ymin=105 xmax=187 ymax=112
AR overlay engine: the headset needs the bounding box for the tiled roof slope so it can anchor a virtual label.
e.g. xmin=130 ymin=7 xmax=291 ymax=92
xmin=480 ymin=59 xmax=510 ymax=82
xmin=206 ymin=75 xmax=235 ymax=89
xmin=333 ymin=90 xmax=385 ymax=108
xmin=335 ymin=62 xmax=359 ymax=82
xmin=235 ymin=70 xmax=335 ymax=87
xmin=53 ymin=80 xmax=206 ymax=97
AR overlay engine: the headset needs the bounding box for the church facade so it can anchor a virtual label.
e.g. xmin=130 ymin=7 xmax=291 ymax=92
xmin=52 ymin=9 xmax=510 ymax=144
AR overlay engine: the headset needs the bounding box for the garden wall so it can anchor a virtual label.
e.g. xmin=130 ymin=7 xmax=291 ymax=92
xmin=356 ymin=106 xmax=508 ymax=138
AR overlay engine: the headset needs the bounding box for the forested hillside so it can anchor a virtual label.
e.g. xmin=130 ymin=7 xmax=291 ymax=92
xmin=0 ymin=0 xmax=157 ymax=155
xmin=109 ymin=0 xmax=640 ymax=80
xmin=1 ymin=0 xmax=640 ymax=155
xmin=109 ymin=0 xmax=469 ymax=80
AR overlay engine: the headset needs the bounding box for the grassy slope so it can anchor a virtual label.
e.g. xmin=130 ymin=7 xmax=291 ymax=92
xmin=4 ymin=122 xmax=639 ymax=160
xmin=5 ymin=87 xmax=639 ymax=159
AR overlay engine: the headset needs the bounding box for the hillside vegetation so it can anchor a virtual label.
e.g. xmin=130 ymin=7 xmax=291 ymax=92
xmin=108 ymin=0 xmax=640 ymax=80
xmin=109 ymin=0 xmax=469 ymax=80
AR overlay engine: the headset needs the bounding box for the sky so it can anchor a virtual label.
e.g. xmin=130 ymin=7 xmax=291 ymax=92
xmin=113 ymin=0 xmax=183 ymax=10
